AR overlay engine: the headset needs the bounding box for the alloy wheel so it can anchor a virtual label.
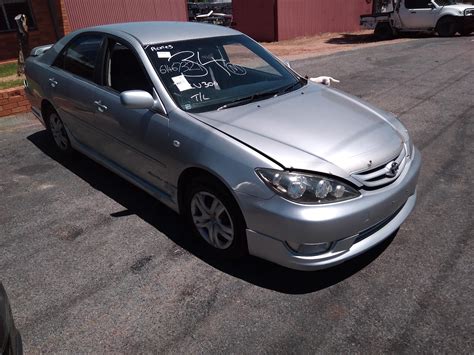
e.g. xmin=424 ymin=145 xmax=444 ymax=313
xmin=49 ymin=113 xmax=69 ymax=151
xmin=190 ymin=191 xmax=234 ymax=249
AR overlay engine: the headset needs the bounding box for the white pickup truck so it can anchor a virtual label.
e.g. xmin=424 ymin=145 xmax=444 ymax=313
xmin=361 ymin=0 xmax=474 ymax=38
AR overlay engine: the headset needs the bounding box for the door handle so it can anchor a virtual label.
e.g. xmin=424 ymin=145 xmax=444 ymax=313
xmin=48 ymin=78 xmax=58 ymax=87
xmin=410 ymin=11 xmax=416 ymax=13
xmin=94 ymin=100 xmax=108 ymax=113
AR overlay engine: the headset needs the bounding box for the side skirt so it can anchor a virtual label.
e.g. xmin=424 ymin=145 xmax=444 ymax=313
xmin=68 ymin=132 xmax=180 ymax=214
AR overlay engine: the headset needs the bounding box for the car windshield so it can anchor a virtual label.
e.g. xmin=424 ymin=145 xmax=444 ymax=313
xmin=145 ymin=35 xmax=303 ymax=113
xmin=434 ymin=0 xmax=458 ymax=5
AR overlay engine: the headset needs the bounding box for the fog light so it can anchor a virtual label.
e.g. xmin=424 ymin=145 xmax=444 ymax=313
xmin=287 ymin=241 xmax=331 ymax=256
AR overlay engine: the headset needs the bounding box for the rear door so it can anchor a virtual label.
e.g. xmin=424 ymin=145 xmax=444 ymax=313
xmin=49 ymin=33 xmax=105 ymax=147
xmin=90 ymin=37 xmax=171 ymax=193
xmin=400 ymin=0 xmax=439 ymax=29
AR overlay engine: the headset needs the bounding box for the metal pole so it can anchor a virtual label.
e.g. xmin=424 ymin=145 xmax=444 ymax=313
xmin=15 ymin=14 xmax=29 ymax=76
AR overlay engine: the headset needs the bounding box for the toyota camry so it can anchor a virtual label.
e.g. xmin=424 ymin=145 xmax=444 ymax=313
xmin=24 ymin=22 xmax=421 ymax=271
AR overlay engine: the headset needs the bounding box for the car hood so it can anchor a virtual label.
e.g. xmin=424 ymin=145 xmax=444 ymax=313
xmin=445 ymin=4 xmax=473 ymax=11
xmin=191 ymin=84 xmax=404 ymax=175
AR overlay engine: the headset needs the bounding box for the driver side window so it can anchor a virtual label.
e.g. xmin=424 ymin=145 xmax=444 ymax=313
xmin=405 ymin=0 xmax=433 ymax=9
xmin=104 ymin=41 xmax=153 ymax=94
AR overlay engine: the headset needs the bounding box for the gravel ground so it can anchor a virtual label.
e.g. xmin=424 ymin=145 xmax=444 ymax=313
xmin=263 ymin=29 xmax=414 ymax=61
xmin=1 ymin=35 xmax=473 ymax=353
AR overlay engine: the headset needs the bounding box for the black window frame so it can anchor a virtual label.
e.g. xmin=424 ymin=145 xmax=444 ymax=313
xmin=52 ymin=32 xmax=106 ymax=84
xmin=405 ymin=0 xmax=434 ymax=9
xmin=0 ymin=0 xmax=36 ymax=33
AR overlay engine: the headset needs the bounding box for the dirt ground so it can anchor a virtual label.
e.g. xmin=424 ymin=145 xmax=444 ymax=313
xmin=263 ymin=29 xmax=413 ymax=61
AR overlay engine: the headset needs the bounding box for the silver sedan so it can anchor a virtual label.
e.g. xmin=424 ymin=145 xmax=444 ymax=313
xmin=25 ymin=22 xmax=421 ymax=271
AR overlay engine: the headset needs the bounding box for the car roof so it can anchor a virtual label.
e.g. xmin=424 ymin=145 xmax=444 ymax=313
xmin=90 ymin=21 xmax=242 ymax=45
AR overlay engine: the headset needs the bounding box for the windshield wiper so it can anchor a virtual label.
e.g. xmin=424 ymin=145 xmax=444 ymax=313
xmin=217 ymin=78 xmax=307 ymax=111
xmin=217 ymin=90 xmax=280 ymax=111
xmin=277 ymin=77 xmax=307 ymax=96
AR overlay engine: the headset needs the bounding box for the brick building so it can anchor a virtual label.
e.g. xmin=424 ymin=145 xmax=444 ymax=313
xmin=0 ymin=0 xmax=69 ymax=61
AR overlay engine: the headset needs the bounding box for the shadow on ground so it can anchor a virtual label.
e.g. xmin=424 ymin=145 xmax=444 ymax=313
xmin=325 ymin=31 xmax=439 ymax=45
xmin=28 ymin=129 xmax=396 ymax=295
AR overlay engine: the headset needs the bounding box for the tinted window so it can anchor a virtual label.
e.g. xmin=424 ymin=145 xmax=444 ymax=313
xmin=54 ymin=34 xmax=103 ymax=82
xmin=405 ymin=0 xmax=432 ymax=9
xmin=105 ymin=42 xmax=153 ymax=94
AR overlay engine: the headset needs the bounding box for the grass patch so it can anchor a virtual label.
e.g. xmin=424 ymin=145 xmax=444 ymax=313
xmin=0 ymin=79 xmax=24 ymax=90
xmin=0 ymin=62 xmax=18 ymax=78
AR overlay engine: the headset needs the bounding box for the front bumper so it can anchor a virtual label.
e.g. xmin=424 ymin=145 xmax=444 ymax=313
xmin=462 ymin=16 xmax=474 ymax=32
xmin=238 ymin=148 xmax=421 ymax=271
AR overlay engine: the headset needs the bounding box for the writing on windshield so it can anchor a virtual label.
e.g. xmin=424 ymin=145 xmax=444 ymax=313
xmin=153 ymin=48 xmax=248 ymax=78
xmin=145 ymin=35 xmax=298 ymax=112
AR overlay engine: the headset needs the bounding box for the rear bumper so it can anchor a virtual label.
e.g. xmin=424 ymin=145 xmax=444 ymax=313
xmin=24 ymin=81 xmax=45 ymax=127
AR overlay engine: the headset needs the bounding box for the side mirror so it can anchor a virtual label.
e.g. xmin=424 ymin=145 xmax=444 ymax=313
xmin=427 ymin=2 xmax=435 ymax=8
xmin=120 ymin=90 xmax=154 ymax=110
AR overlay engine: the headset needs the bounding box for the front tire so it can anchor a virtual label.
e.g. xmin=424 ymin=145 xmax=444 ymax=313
xmin=436 ymin=17 xmax=457 ymax=37
xmin=374 ymin=22 xmax=394 ymax=40
xmin=184 ymin=177 xmax=248 ymax=258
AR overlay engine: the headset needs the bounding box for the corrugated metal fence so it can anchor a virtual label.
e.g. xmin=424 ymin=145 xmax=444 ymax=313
xmin=63 ymin=0 xmax=188 ymax=31
xmin=234 ymin=0 xmax=373 ymax=42
xmin=277 ymin=0 xmax=372 ymax=41
xmin=233 ymin=0 xmax=276 ymax=42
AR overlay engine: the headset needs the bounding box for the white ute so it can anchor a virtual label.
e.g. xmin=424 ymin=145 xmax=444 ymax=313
xmin=361 ymin=0 xmax=474 ymax=39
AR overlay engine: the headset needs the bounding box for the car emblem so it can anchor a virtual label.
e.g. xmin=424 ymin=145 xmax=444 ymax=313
xmin=385 ymin=161 xmax=399 ymax=178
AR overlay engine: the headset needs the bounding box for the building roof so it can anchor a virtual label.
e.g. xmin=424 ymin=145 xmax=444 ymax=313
xmin=92 ymin=21 xmax=241 ymax=45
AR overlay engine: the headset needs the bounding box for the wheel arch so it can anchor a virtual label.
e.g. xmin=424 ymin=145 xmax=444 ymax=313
xmin=436 ymin=15 xmax=462 ymax=36
xmin=177 ymin=166 xmax=247 ymax=226
xmin=436 ymin=15 xmax=457 ymax=28
xmin=40 ymin=99 xmax=57 ymax=125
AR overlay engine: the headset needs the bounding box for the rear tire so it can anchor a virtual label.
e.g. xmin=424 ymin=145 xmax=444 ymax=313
xmin=436 ymin=17 xmax=457 ymax=37
xmin=374 ymin=22 xmax=394 ymax=40
xmin=184 ymin=176 xmax=248 ymax=258
xmin=45 ymin=110 xmax=74 ymax=156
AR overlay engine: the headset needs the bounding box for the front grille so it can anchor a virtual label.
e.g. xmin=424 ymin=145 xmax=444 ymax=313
xmin=352 ymin=145 xmax=407 ymax=188
xmin=354 ymin=203 xmax=405 ymax=244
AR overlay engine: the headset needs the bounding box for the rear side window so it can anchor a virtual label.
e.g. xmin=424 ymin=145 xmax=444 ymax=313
xmin=405 ymin=0 xmax=432 ymax=9
xmin=54 ymin=34 xmax=103 ymax=82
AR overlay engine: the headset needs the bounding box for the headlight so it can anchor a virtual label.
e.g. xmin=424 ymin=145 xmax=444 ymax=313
xmin=256 ymin=169 xmax=360 ymax=204
xmin=465 ymin=8 xmax=474 ymax=16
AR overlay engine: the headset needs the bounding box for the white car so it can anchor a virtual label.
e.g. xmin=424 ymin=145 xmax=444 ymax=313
xmin=361 ymin=0 xmax=474 ymax=38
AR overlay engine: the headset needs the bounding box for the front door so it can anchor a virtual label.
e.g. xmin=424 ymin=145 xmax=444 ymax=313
xmin=90 ymin=39 xmax=171 ymax=195
xmin=400 ymin=0 xmax=439 ymax=29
